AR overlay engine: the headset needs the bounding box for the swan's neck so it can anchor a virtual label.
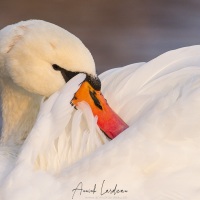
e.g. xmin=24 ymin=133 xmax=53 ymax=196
xmin=0 ymin=78 xmax=42 ymax=145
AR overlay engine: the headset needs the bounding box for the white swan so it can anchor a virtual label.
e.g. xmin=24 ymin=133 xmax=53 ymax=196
xmin=1 ymin=20 xmax=200 ymax=200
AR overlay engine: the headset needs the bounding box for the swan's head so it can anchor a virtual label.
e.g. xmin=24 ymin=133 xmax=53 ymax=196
xmin=0 ymin=20 xmax=128 ymax=139
xmin=0 ymin=20 xmax=95 ymax=97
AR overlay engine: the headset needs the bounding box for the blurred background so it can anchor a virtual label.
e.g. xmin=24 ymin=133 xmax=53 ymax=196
xmin=1 ymin=0 xmax=200 ymax=74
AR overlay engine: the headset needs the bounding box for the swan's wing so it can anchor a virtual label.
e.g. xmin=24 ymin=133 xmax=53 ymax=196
xmin=56 ymin=45 xmax=200 ymax=199
xmin=100 ymin=45 xmax=200 ymax=124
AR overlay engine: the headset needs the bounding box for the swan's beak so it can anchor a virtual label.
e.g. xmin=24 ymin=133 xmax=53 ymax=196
xmin=71 ymin=79 xmax=129 ymax=139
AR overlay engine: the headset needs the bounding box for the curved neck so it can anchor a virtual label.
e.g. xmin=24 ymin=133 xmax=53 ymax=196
xmin=0 ymin=78 xmax=42 ymax=145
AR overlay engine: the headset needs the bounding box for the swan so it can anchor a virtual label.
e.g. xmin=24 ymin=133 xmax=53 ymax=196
xmin=1 ymin=20 xmax=200 ymax=200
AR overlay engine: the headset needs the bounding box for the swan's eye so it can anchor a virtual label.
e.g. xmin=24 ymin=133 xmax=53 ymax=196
xmin=52 ymin=64 xmax=61 ymax=71
xmin=52 ymin=64 xmax=79 ymax=83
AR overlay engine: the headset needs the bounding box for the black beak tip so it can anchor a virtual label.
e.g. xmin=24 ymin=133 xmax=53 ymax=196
xmin=85 ymin=75 xmax=101 ymax=91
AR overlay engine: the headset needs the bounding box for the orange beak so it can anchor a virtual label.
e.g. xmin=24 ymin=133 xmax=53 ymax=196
xmin=71 ymin=78 xmax=129 ymax=139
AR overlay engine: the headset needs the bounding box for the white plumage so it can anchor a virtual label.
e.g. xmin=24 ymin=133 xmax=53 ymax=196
xmin=0 ymin=20 xmax=200 ymax=200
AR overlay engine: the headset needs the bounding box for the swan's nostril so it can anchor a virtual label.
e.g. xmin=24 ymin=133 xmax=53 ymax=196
xmin=89 ymin=90 xmax=103 ymax=110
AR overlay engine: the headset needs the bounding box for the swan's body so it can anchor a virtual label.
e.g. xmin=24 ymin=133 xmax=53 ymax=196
xmin=0 ymin=20 xmax=200 ymax=200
